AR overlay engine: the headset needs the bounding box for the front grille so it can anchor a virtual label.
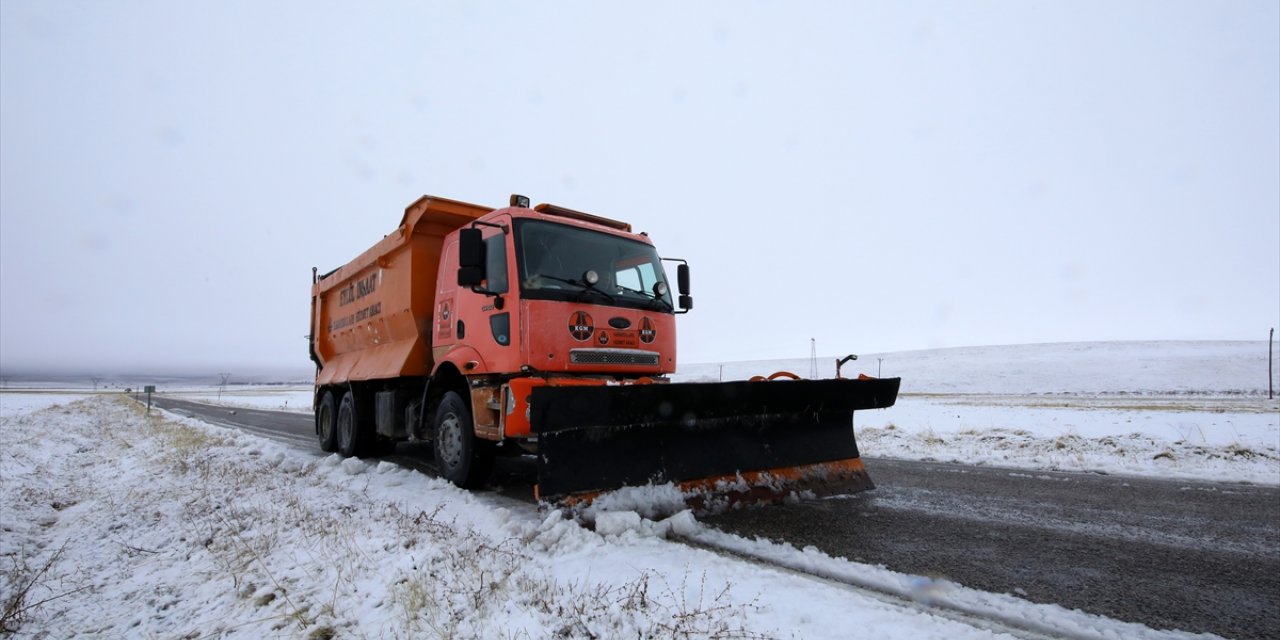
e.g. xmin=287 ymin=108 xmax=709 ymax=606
xmin=570 ymin=349 xmax=660 ymax=366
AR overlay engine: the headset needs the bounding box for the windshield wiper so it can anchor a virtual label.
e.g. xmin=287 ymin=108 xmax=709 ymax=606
xmin=533 ymin=274 xmax=617 ymax=304
xmin=616 ymin=285 xmax=673 ymax=311
xmin=574 ymin=286 xmax=615 ymax=304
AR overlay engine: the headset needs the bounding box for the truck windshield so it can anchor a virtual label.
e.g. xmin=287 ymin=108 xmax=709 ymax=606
xmin=516 ymin=219 xmax=674 ymax=312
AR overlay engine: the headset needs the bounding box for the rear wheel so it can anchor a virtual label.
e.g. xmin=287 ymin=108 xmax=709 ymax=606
xmin=433 ymin=391 xmax=494 ymax=488
xmin=316 ymin=390 xmax=337 ymax=452
xmin=336 ymin=392 xmax=368 ymax=457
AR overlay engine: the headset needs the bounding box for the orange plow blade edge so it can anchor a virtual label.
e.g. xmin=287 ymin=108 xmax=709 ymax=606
xmin=529 ymin=376 xmax=900 ymax=510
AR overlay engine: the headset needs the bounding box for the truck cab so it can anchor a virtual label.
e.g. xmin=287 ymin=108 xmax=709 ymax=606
xmin=435 ymin=201 xmax=686 ymax=379
xmin=428 ymin=200 xmax=692 ymax=452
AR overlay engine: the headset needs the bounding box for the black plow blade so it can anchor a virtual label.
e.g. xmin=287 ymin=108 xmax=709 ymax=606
xmin=530 ymin=376 xmax=901 ymax=504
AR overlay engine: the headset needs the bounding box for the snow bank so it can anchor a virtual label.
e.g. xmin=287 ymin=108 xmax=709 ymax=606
xmin=3 ymin=396 xmax=1047 ymax=639
xmin=855 ymin=396 xmax=1279 ymax=485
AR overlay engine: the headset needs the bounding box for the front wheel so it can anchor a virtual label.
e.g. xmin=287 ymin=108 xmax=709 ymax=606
xmin=433 ymin=391 xmax=493 ymax=488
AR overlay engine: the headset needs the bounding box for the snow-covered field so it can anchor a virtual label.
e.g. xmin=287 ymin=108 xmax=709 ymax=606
xmin=681 ymin=340 xmax=1274 ymax=395
xmin=1 ymin=394 xmax=1218 ymax=639
xmin=854 ymin=395 xmax=1277 ymax=485
xmin=2 ymin=341 xmax=1276 ymax=637
xmin=686 ymin=341 xmax=1280 ymax=486
xmin=165 ymin=386 xmax=314 ymax=413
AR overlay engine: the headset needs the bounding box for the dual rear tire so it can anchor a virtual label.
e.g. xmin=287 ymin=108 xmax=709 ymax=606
xmin=336 ymin=392 xmax=369 ymax=457
xmin=316 ymin=389 xmax=374 ymax=457
xmin=317 ymin=391 xmax=338 ymax=452
xmin=317 ymin=386 xmax=493 ymax=489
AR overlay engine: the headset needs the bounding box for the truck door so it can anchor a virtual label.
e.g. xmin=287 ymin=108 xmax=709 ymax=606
xmin=436 ymin=218 xmax=519 ymax=374
xmin=434 ymin=241 xmax=459 ymax=360
xmin=470 ymin=221 xmax=519 ymax=373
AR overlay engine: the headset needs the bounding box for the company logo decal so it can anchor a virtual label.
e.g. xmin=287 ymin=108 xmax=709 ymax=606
xmin=639 ymin=317 xmax=656 ymax=344
xmin=569 ymin=311 xmax=594 ymax=341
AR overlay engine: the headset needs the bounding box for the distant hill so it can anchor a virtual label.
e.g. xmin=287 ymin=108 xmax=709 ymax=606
xmin=0 ymin=370 xmax=313 ymax=390
xmin=677 ymin=341 xmax=1277 ymax=395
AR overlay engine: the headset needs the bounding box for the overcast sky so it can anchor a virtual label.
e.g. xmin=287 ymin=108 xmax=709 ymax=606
xmin=2 ymin=1 xmax=1277 ymax=375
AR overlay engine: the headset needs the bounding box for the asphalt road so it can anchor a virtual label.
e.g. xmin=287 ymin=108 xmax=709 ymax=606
xmin=707 ymin=459 xmax=1280 ymax=639
xmin=152 ymin=396 xmax=1279 ymax=639
xmin=153 ymin=396 xmax=315 ymax=444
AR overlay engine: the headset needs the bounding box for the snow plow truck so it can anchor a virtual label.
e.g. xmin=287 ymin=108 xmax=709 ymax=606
xmin=309 ymin=194 xmax=899 ymax=506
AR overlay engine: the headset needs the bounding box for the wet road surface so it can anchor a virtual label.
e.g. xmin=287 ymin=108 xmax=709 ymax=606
xmin=705 ymin=458 xmax=1280 ymax=639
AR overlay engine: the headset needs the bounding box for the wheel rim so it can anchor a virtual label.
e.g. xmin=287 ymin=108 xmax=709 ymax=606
xmin=437 ymin=412 xmax=463 ymax=468
xmin=319 ymin=403 xmax=334 ymax=442
xmin=338 ymin=403 xmax=354 ymax=451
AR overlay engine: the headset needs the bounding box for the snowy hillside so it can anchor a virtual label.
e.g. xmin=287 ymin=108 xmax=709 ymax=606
xmin=679 ymin=340 xmax=1276 ymax=395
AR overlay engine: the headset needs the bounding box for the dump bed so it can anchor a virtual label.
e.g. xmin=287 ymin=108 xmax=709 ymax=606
xmin=311 ymin=195 xmax=490 ymax=385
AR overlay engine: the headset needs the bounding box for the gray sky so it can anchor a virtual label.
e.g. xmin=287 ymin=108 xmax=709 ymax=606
xmin=2 ymin=1 xmax=1277 ymax=375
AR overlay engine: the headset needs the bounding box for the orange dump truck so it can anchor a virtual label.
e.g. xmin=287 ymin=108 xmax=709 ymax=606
xmin=309 ymin=194 xmax=899 ymax=505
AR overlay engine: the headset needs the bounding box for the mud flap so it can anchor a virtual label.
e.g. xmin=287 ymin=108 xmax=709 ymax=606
xmin=531 ymin=377 xmax=900 ymax=502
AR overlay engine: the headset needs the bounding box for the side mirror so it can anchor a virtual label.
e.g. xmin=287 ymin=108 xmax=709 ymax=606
xmin=457 ymin=228 xmax=485 ymax=287
xmin=677 ymin=263 xmax=693 ymax=311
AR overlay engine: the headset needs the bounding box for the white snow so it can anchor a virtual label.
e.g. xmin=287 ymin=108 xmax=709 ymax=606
xmin=3 ymin=341 xmax=1273 ymax=637
xmin=681 ymin=341 xmax=1280 ymax=486
xmin=854 ymin=396 xmax=1278 ymax=485
xmin=1 ymin=395 xmax=1030 ymax=639
xmin=163 ymin=386 xmax=314 ymax=413
xmin=679 ymin=340 xmax=1275 ymax=395
xmin=0 ymin=393 xmax=84 ymax=417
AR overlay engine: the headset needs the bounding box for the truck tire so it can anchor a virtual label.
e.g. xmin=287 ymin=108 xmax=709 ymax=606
xmin=336 ymin=391 xmax=369 ymax=458
xmin=433 ymin=391 xmax=493 ymax=488
xmin=317 ymin=390 xmax=338 ymax=452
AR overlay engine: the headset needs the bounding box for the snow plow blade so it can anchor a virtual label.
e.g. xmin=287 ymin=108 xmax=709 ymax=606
xmin=531 ymin=376 xmax=901 ymax=505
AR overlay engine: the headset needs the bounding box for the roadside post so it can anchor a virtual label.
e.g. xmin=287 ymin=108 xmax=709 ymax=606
xmin=145 ymin=385 xmax=155 ymax=412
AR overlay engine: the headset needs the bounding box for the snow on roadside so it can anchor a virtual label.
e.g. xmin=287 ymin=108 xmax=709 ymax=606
xmin=163 ymin=386 xmax=314 ymax=414
xmin=678 ymin=341 xmax=1275 ymax=396
xmin=3 ymin=395 xmax=1052 ymax=639
xmin=0 ymin=393 xmax=86 ymax=418
xmin=854 ymin=396 xmax=1280 ymax=486
xmin=683 ymin=341 xmax=1280 ymax=486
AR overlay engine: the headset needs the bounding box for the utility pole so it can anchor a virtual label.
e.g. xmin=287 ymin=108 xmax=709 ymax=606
xmin=218 ymin=372 xmax=232 ymax=401
xmin=878 ymin=358 xmax=884 ymax=378
xmin=809 ymin=338 xmax=818 ymax=379
xmin=1270 ymin=328 xmax=1274 ymax=400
